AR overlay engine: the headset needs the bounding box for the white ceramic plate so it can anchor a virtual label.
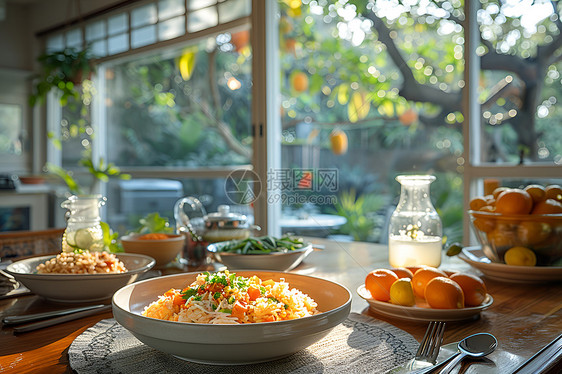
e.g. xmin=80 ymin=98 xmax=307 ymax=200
xmin=112 ymin=271 xmax=352 ymax=365
xmin=207 ymin=242 xmax=313 ymax=271
xmin=357 ymin=284 xmax=493 ymax=322
xmin=6 ymin=253 xmax=155 ymax=303
xmin=459 ymin=246 xmax=562 ymax=283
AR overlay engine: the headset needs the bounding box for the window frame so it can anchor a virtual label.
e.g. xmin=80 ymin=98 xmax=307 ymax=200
xmin=41 ymin=0 xmax=562 ymax=243
xmin=44 ymin=3 xmax=255 ymax=199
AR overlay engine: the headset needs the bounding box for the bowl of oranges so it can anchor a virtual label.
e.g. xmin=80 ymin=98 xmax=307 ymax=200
xmin=468 ymin=184 xmax=562 ymax=267
xmin=357 ymin=266 xmax=493 ymax=322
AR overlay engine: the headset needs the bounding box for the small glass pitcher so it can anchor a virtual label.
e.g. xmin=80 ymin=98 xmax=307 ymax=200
xmin=61 ymin=195 xmax=106 ymax=252
xmin=388 ymin=175 xmax=443 ymax=268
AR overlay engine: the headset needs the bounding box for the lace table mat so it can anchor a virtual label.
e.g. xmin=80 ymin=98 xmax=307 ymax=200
xmin=69 ymin=313 xmax=418 ymax=374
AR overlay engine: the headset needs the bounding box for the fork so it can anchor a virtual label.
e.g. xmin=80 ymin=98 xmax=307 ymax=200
xmin=408 ymin=321 xmax=446 ymax=371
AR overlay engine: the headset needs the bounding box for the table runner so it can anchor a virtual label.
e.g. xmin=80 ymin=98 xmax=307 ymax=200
xmin=69 ymin=313 xmax=418 ymax=374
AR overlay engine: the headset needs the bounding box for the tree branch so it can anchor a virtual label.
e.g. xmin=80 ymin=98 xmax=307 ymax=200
xmin=537 ymin=0 xmax=562 ymax=62
xmin=363 ymin=10 xmax=462 ymax=111
xmin=188 ymin=47 xmax=251 ymax=159
xmin=480 ymin=77 xmax=522 ymax=110
xmin=191 ymin=99 xmax=251 ymax=159
xmin=208 ymin=49 xmax=222 ymax=113
xmin=480 ymin=48 xmax=537 ymax=82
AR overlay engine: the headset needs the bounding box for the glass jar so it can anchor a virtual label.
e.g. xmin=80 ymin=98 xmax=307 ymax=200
xmin=388 ymin=175 xmax=443 ymax=268
xmin=61 ymin=195 xmax=106 ymax=252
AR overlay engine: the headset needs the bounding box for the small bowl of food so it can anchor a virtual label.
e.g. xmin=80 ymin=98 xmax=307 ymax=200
xmin=120 ymin=233 xmax=185 ymax=267
xmin=5 ymin=252 xmax=155 ymax=303
xmin=207 ymin=235 xmax=313 ymax=271
xmin=469 ymin=185 xmax=562 ymax=266
xmin=112 ymin=270 xmax=352 ymax=364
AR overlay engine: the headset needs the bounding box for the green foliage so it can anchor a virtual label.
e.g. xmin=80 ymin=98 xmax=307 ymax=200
xmin=45 ymin=162 xmax=84 ymax=195
xmin=330 ymin=189 xmax=385 ymax=241
xmin=101 ymin=221 xmax=123 ymax=253
xmin=78 ymin=150 xmax=131 ymax=184
xmin=135 ymin=212 xmax=174 ymax=234
xmin=108 ymin=41 xmax=252 ymax=167
xmin=29 ymin=47 xmax=94 ymax=107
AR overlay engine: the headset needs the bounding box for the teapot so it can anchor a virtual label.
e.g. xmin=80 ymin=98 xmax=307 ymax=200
xmin=174 ymin=196 xmax=260 ymax=244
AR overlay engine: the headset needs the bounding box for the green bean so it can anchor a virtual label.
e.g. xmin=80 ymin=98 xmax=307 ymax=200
xmin=213 ymin=235 xmax=306 ymax=254
xmin=241 ymin=241 xmax=252 ymax=254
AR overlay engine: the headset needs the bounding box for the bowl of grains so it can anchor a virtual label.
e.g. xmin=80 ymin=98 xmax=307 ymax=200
xmin=5 ymin=252 xmax=155 ymax=303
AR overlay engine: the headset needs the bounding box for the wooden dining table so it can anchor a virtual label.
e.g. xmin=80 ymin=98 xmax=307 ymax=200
xmin=1 ymin=238 xmax=561 ymax=373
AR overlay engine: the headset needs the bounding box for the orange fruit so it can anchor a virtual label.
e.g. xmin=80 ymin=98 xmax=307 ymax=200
xmin=291 ymin=71 xmax=309 ymax=92
xmin=484 ymin=195 xmax=496 ymax=206
xmin=524 ymin=184 xmax=546 ymax=204
xmin=230 ymin=30 xmax=250 ymax=52
xmin=493 ymin=187 xmax=509 ymax=200
xmin=406 ymin=266 xmax=425 ymax=276
xmin=472 ymin=213 xmax=496 ymax=233
xmin=399 ymin=109 xmax=418 ymax=126
xmin=487 ymin=224 xmax=517 ymax=249
xmin=390 ymin=267 xmax=414 ymax=279
xmin=531 ymin=199 xmax=562 ymax=214
xmin=424 ymin=277 xmax=465 ymax=309
xmin=545 ymin=185 xmax=562 ymax=202
xmin=517 ymin=221 xmax=551 ymax=245
xmin=469 ymin=197 xmax=488 ymax=211
xmin=330 ymin=129 xmax=348 ymax=155
xmin=411 ymin=267 xmax=447 ymax=299
xmin=284 ymin=38 xmax=297 ymax=55
xmin=365 ymin=269 xmax=399 ymax=302
xmin=479 ymin=205 xmax=496 ymax=213
xmin=443 ymin=269 xmax=459 ymax=277
xmin=449 ymin=273 xmax=487 ymax=307
xmin=495 ymin=189 xmax=533 ymax=214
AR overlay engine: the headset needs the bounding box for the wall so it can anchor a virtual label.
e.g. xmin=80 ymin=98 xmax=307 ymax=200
xmin=0 ymin=2 xmax=33 ymax=71
xmin=0 ymin=0 xmax=125 ymax=71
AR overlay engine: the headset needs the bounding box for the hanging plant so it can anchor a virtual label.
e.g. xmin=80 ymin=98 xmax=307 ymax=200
xmin=29 ymin=47 xmax=95 ymax=107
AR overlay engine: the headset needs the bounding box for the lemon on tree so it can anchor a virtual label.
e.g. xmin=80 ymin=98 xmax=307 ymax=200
xmin=504 ymin=246 xmax=537 ymax=266
xmin=389 ymin=278 xmax=416 ymax=307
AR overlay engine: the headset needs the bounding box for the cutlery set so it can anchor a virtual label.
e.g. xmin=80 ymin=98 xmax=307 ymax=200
xmin=398 ymin=321 xmax=497 ymax=374
xmin=2 ymin=304 xmax=112 ymax=333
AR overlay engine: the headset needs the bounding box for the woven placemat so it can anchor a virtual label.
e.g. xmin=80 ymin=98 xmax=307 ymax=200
xmin=69 ymin=313 xmax=417 ymax=374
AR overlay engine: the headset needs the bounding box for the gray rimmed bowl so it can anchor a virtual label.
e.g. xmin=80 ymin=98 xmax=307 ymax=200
xmin=207 ymin=241 xmax=314 ymax=271
xmin=112 ymin=270 xmax=352 ymax=364
xmin=5 ymin=253 xmax=155 ymax=303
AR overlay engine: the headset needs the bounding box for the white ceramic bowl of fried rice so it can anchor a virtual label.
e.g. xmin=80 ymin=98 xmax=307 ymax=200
xmin=5 ymin=253 xmax=155 ymax=303
xmin=112 ymin=270 xmax=352 ymax=364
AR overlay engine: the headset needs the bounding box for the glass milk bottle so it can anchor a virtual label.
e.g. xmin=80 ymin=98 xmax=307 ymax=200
xmin=61 ymin=195 xmax=106 ymax=252
xmin=388 ymin=175 xmax=443 ymax=268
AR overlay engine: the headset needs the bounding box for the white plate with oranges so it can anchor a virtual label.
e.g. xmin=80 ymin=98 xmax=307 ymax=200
xmin=459 ymin=246 xmax=562 ymax=283
xmin=357 ymin=267 xmax=493 ymax=322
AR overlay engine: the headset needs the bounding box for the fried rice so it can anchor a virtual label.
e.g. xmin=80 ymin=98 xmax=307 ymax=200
xmin=142 ymin=271 xmax=318 ymax=324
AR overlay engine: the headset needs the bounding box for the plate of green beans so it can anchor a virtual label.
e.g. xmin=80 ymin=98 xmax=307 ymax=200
xmin=207 ymin=236 xmax=313 ymax=271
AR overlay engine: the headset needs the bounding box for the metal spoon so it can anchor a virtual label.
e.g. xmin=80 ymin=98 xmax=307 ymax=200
xmin=440 ymin=332 xmax=498 ymax=374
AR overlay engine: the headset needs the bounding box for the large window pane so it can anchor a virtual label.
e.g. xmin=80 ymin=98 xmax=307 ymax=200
xmin=103 ymin=32 xmax=252 ymax=167
xmin=277 ymin=1 xmax=465 ymax=243
xmin=476 ymin=0 xmax=562 ymax=164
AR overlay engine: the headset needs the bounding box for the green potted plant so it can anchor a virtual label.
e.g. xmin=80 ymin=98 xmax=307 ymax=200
xmin=29 ymin=47 xmax=94 ymax=107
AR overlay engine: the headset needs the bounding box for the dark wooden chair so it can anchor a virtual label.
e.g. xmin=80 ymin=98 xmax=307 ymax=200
xmin=0 ymin=228 xmax=65 ymax=260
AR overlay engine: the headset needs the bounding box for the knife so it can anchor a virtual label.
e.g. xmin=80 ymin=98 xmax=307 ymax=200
xmin=3 ymin=304 xmax=108 ymax=325
xmin=11 ymin=304 xmax=113 ymax=334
